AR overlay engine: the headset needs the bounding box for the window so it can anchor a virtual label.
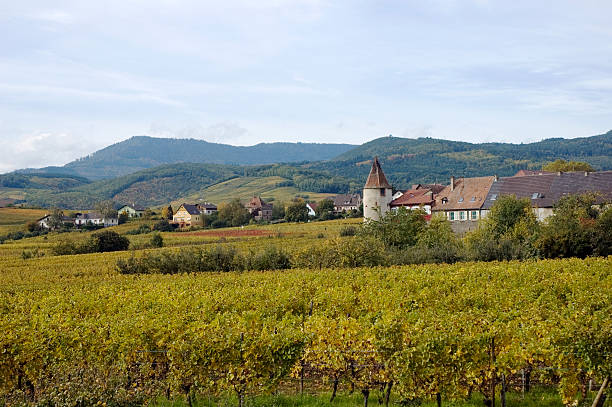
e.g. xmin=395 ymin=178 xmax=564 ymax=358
xmin=449 ymin=212 xmax=455 ymax=221
xmin=380 ymin=188 xmax=386 ymax=196
xmin=531 ymin=192 xmax=540 ymax=199
xmin=471 ymin=211 xmax=478 ymax=220
xmin=490 ymin=194 xmax=497 ymax=201
xmin=459 ymin=211 xmax=466 ymax=220
xmin=470 ymin=196 xmax=476 ymax=202
xmin=458 ymin=197 xmax=464 ymax=202
xmin=442 ymin=197 xmax=448 ymax=205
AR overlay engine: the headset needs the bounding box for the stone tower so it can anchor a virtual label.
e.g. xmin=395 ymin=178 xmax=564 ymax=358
xmin=363 ymin=157 xmax=393 ymax=221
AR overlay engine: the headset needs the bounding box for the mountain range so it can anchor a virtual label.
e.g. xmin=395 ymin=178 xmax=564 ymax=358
xmin=1 ymin=130 xmax=611 ymax=209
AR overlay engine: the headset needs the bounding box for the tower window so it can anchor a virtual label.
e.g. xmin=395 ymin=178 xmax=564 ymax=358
xmin=380 ymin=188 xmax=386 ymax=196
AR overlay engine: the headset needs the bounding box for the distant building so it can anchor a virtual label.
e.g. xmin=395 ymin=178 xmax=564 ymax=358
xmin=197 ymin=202 xmax=218 ymax=215
xmin=118 ymin=204 xmax=146 ymax=218
xmin=75 ymin=212 xmax=118 ymax=228
xmin=173 ymin=203 xmax=203 ymax=228
xmin=363 ymin=157 xmax=392 ymax=221
xmin=37 ymin=214 xmax=74 ymax=230
xmin=333 ymin=194 xmax=362 ymax=213
xmin=246 ymin=197 xmax=273 ymax=221
xmin=306 ymin=202 xmax=318 ymax=217
xmin=390 ymin=188 xmax=436 ymax=216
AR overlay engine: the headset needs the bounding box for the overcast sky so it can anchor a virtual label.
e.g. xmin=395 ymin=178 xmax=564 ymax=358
xmin=1 ymin=0 xmax=611 ymax=172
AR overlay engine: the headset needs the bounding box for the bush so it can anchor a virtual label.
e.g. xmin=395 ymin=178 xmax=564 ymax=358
xmin=150 ymin=233 xmax=164 ymax=248
xmin=244 ymin=246 xmax=291 ymax=271
xmin=153 ymin=219 xmax=174 ymax=232
xmin=339 ymin=226 xmax=357 ymax=237
xmin=53 ymin=230 xmax=130 ymax=255
xmin=125 ymin=224 xmax=151 ymax=235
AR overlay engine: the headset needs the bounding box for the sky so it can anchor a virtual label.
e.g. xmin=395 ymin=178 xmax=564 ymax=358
xmin=1 ymin=0 xmax=612 ymax=173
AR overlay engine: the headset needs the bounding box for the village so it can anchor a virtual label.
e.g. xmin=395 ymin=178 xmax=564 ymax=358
xmin=32 ymin=157 xmax=612 ymax=234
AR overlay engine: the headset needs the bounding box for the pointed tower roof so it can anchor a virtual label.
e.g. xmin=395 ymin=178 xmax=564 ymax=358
xmin=364 ymin=157 xmax=392 ymax=189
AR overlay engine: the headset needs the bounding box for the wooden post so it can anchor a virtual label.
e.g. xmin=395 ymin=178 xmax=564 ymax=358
xmin=591 ymin=377 xmax=609 ymax=407
xmin=437 ymin=392 xmax=442 ymax=407
xmin=500 ymin=374 xmax=506 ymax=407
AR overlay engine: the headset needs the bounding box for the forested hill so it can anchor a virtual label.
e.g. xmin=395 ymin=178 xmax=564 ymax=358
xmin=56 ymin=136 xmax=356 ymax=180
xmin=318 ymin=130 xmax=612 ymax=187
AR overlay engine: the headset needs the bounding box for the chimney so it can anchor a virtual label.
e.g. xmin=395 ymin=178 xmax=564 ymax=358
xmin=494 ymin=174 xmax=499 ymax=182
xmin=450 ymin=176 xmax=455 ymax=191
xmin=557 ymin=171 xmax=562 ymax=176
xmin=584 ymin=171 xmax=588 ymax=177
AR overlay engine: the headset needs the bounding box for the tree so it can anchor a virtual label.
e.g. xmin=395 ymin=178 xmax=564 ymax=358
xmin=95 ymin=201 xmax=118 ymax=219
xmin=47 ymin=208 xmax=65 ymax=230
xmin=465 ymin=195 xmax=538 ymax=261
xmin=593 ymin=206 xmax=612 ymax=257
xmin=161 ymin=205 xmax=173 ymax=220
xmin=285 ymin=200 xmax=309 ymax=223
xmin=118 ymin=212 xmax=129 ymax=225
xmin=536 ymin=194 xmax=598 ymax=259
xmin=542 ymin=159 xmax=595 ymax=172
xmin=271 ymin=201 xmax=286 ymax=220
xmin=316 ymin=199 xmax=335 ymax=220
xmin=218 ymin=199 xmax=251 ymax=227
xmin=87 ymin=230 xmax=130 ymax=252
xmin=361 ymin=207 xmax=426 ymax=248
xmin=415 ymin=215 xmax=463 ymax=263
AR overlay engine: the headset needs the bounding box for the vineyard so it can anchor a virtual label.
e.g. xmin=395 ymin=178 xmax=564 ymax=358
xmin=1 ymin=248 xmax=611 ymax=405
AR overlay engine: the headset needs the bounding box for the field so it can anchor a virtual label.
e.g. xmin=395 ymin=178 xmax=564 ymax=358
xmin=0 ymin=209 xmax=610 ymax=406
xmin=176 ymin=176 xmax=335 ymax=206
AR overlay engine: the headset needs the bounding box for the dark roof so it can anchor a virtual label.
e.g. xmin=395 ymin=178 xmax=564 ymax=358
xmin=482 ymin=174 xmax=556 ymax=210
xmin=179 ymin=203 xmax=201 ymax=215
xmin=482 ymin=171 xmax=612 ymax=209
xmin=364 ymin=157 xmax=392 ymax=189
xmin=333 ymin=193 xmax=362 ymax=207
xmin=198 ymin=203 xmax=217 ymax=210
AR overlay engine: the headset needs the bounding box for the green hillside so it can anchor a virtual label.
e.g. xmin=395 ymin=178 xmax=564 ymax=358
xmin=321 ymin=130 xmax=612 ymax=186
xmin=33 ymin=136 xmax=355 ymax=180
xmin=15 ymin=163 xmax=350 ymax=209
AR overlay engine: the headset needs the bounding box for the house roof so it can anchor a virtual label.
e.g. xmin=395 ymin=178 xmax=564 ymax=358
xmin=246 ymin=196 xmax=272 ymax=210
xmin=198 ymin=203 xmax=217 ymax=210
xmin=306 ymin=202 xmax=318 ymax=211
xmin=390 ymin=189 xmax=434 ymax=207
xmin=119 ymin=204 xmax=146 ymax=211
xmin=434 ymin=176 xmax=496 ymax=211
xmin=333 ymin=193 xmax=362 ymax=207
xmin=482 ymin=173 xmax=556 ymax=210
xmin=514 ymin=169 xmax=555 ymax=177
xmin=364 ymin=157 xmax=392 ymax=189
xmin=178 ymin=204 xmax=201 ymax=215
xmin=482 ymin=171 xmax=612 ymax=209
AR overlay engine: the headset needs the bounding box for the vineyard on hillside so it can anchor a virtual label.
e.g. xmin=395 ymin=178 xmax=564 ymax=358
xmin=1 ymin=256 xmax=611 ymax=406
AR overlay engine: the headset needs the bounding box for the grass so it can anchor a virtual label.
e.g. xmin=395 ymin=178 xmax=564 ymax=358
xmin=154 ymin=388 xmax=566 ymax=406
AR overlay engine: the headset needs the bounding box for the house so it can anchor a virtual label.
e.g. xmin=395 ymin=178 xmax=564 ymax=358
xmin=333 ymin=193 xmax=362 ymax=214
xmin=118 ymin=204 xmax=146 ymax=218
xmin=390 ymin=188 xmax=436 ymax=216
xmin=197 ymin=202 xmax=218 ymax=215
xmin=74 ymin=212 xmax=118 ymax=227
xmin=432 ymin=176 xmax=497 ymax=234
xmin=514 ymin=170 xmax=554 ymax=177
xmin=246 ymin=197 xmax=273 ymax=221
xmin=483 ymin=171 xmax=612 ymax=221
xmin=37 ymin=214 xmax=75 ymax=230
xmin=306 ymin=202 xmax=318 ymax=217
xmin=172 ymin=203 xmax=203 ymax=228
xmin=363 ymin=157 xmax=392 ymax=221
